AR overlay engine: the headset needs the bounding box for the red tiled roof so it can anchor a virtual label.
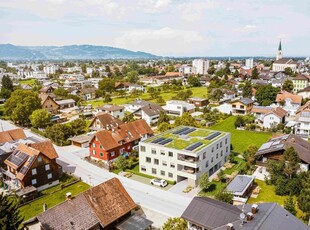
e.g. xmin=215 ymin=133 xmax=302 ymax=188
xmin=30 ymin=140 xmax=58 ymax=159
xmin=0 ymin=128 xmax=26 ymax=143
xmin=276 ymin=91 xmax=302 ymax=104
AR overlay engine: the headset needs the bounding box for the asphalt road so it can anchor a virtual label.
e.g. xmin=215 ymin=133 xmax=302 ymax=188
xmin=0 ymin=119 xmax=192 ymax=218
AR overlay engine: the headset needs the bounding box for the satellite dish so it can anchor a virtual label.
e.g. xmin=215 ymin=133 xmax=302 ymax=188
xmin=240 ymin=213 xmax=246 ymax=220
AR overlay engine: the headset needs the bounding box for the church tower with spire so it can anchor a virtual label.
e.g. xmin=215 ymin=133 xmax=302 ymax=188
xmin=276 ymin=40 xmax=282 ymax=60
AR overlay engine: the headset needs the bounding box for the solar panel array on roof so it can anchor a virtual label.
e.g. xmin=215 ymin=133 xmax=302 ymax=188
xmin=6 ymin=150 xmax=28 ymax=167
xmin=158 ymin=138 xmax=173 ymax=145
xmin=205 ymin=132 xmax=221 ymax=140
xmin=19 ymin=155 xmax=36 ymax=175
xmin=185 ymin=142 xmax=203 ymax=151
xmin=179 ymin=128 xmax=196 ymax=135
xmin=151 ymin=137 xmax=165 ymax=143
xmin=173 ymin=127 xmax=189 ymax=134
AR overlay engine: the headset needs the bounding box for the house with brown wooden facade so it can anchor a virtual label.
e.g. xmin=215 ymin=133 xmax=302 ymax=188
xmin=38 ymin=94 xmax=60 ymax=114
xmin=90 ymin=112 xmax=124 ymax=131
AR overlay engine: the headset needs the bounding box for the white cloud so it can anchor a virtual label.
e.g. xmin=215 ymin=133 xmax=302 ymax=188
xmin=234 ymin=24 xmax=257 ymax=32
xmin=178 ymin=0 xmax=218 ymax=22
xmin=114 ymin=27 xmax=209 ymax=56
xmin=138 ymin=0 xmax=172 ymax=13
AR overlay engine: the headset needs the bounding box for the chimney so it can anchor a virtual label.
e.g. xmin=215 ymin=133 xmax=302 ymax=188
xmin=227 ymin=223 xmax=234 ymax=230
xmin=66 ymin=192 xmax=72 ymax=201
xmin=246 ymin=212 xmax=254 ymax=221
xmin=252 ymin=204 xmax=258 ymax=214
xmin=43 ymin=203 xmax=47 ymax=212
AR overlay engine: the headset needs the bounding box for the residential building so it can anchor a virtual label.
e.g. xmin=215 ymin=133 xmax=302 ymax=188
xmin=256 ymin=134 xmax=310 ymax=171
xmin=297 ymin=86 xmax=310 ymax=99
xmin=231 ymin=98 xmax=254 ymax=115
xmin=132 ymin=103 xmax=165 ymax=125
xmin=292 ymin=74 xmax=309 ymax=93
xmin=56 ymin=99 xmax=76 ymax=109
xmin=24 ymin=178 xmax=153 ymax=230
xmin=226 ymin=175 xmax=255 ymax=205
xmin=181 ymin=196 xmax=309 ymax=230
xmin=128 ymin=83 xmax=145 ymax=92
xmin=162 ymin=100 xmax=195 ymax=116
xmin=3 ymin=141 xmax=61 ymax=191
xmin=43 ymin=65 xmax=57 ymax=75
xmin=245 ymin=58 xmax=254 ymax=69
xmin=97 ymin=104 xmax=125 ymax=119
xmin=192 ymin=59 xmax=210 ymax=75
xmin=38 ymin=94 xmax=60 ymax=114
xmin=90 ymin=112 xmax=124 ymax=131
xmin=39 ymin=86 xmax=56 ymax=95
xmin=275 ymin=91 xmax=302 ymax=115
xmin=251 ymin=106 xmax=287 ymax=128
xmin=125 ymin=100 xmax=157 ymax=113
xmin=179 ymin=65 xmax=193 ymax=74
xmin=79 ymin=88 xmax=96 ymax=101
xmin=89 ymin=120 xmax=153 ymax=166
xmin=139 ymin=126 xmax=231 ymax=186
xmin=294 ymin=101 xmax=310 ymax=139
xmin=187 ymin=97 xmax=209 ymax=108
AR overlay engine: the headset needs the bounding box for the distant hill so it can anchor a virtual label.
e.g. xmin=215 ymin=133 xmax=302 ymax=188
xmin=0 ymin=44 xmax=159 ymax=60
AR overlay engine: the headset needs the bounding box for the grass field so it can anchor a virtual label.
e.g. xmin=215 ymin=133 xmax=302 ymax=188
xmin=18 ymin=78 xmax=36 ymax=85
xmin=19 ymin=181 xmax=90 ymax=221
xmin=210 ymin=116 xmax=272 ymax=153
xmin=84 ymin=86 xmax=209 ymax=107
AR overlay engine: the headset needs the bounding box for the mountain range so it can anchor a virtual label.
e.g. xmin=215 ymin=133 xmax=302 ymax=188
xmin=0 ymin=44 xmax=159 ymax=60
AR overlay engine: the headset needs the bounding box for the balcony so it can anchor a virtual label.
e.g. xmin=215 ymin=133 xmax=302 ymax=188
xmin=178 ymin=155 xmax=199 ymax=163
xmin=178 ymin=165 xmax=199 ymax=174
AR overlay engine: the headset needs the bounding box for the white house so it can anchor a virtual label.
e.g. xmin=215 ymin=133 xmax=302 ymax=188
xmin=162 ymin=100 xmax=195 ymax=116
xmin=297 ymin=86 xmax=310 ymax=99
xmin=275 ymin=91 xmax=302 ymax=115
xmin=252 ymin=106 xmax=287 ymax=128
xmin=96 ymin=104 xmax=125 ymax=119
xmin=132 ymin=103 xmax=165 ymax=125
xmin=124 ymin=100 xmax=156 ymax=113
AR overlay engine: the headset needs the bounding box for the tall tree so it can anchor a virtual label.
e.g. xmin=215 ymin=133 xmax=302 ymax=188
xmin=4 ymin=89 xmax=41 ymax=126
xmin=255 ymin=84 xmax=279 ymax=106
xmin=282 ymin=79 xmax=294 ymax=92
xmin=242 ymin=81 xmax=252 ymax=98
xmin=0 ymin=193 xmax=24 ymax=229
xmin=298 ymin=175 xmax=310 ymax=220
xmin=162 ymin=217 xmax=187 ymax=230
xmin=284 ymin=196 xmax=297 ymax=216
xmin=30 ymin=109 xmax=52 ymax=129
xmin=215 ymin=190 xmax=233 ymax=204
xmin=244 ymin=144 xmax=258 ymax=168
xmin=158 ymin=111 xmax=170 ymax=124
xmin=127 ymin=70 xmax=139 ymax=83
xmin=251 ymin=66 xmax=259 ymax=79
xmin=97 ymin=78 xmax=115 ymax=95
xmin=158 ymin=122 xmax=171 ymax=132
xmin=281 ymin=147 xmax=300 ymax=179
xmin=199 ymin=173 xmax=211 ymax=191
xmin=210 ymin=89 xmax=223 ymax=101
xmin=187 ymin=76 xmax=201 ymax=87
xmin=2 ymin=75 xmax=14 ymax=91
xmin=174 ymin=112 xmax=198 ymax=127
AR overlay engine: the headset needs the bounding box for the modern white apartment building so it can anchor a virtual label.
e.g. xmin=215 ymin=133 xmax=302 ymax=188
xmin=162 ymin=100 xmax=195 ymax=116
xmin=139 ymin=126 xmax=231 ymax=186
xmin=192 ymin=59 xmax=210 ymax=75
xmin=43 ymin=65 xmax=58 ymax=75
xmin=245 ymin=58 xmax=253 ymax=69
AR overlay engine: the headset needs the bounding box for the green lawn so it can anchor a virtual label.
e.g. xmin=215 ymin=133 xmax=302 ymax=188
xmin=18 ymin=79 xmax=36 ymax=85
xmin=85 ymin=86 xmax=208 ymax=107
xmin=19 ymin=181 xmax=90 ymax=221
xmin=210 ymin=116 xmax=272 ymax=153
xmin=199 ymin=181 xmax=227 ymax=197
xmin=223 ymin=157 xmax=246 ymax=175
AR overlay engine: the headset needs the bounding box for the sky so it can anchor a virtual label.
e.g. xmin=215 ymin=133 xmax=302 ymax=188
xmin=0 ymin=0 xmax=310 ymax=57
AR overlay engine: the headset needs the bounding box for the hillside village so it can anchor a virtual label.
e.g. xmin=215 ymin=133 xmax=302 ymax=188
xmin=0 ymin=42 xmax=310 ymax=229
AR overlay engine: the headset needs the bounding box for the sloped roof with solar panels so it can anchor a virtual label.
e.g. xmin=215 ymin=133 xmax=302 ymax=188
xmin=144 ymin=126 xmax=228 ymax=152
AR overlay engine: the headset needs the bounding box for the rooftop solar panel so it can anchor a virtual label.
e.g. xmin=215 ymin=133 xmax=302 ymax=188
xmin=205 ymin=132 xmax=221 ymax=140
xmin=185 ymin=142 xmax=203 ymax=151
xmin=179 ymin=128 xmax=196 ymax=135
xmin=173 ymin=127 xmax=189 ymax=134
xmin=158 ymin=138 xmax=173 ymax=145
xmin=20 ymin=155 xmax=36 ymax=175
xmin=151 ymin=137 xmax=165 ymax=143
xmin=6 ymin=150 xmax=28 ymax=167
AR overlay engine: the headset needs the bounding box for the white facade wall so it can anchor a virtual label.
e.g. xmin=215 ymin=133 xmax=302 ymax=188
xmin=192 ymin=59 xmax=210 ymax=75
xmin=163 ymin=101 xmax=195 ymax=116
xmin=263 ymin=114 xmax=281 ymax=128
xmin=272 ymin=63 xmax=297 ymax=72
xmin=245 ymin=58 xmax=254 ymax=69
xmin=43 ymin=65 xmax=57 ymax=75
xmin=297 ymin=91 xmax=310 ymax=99
xmin=139 ymin=133 xmax=231 ymax=186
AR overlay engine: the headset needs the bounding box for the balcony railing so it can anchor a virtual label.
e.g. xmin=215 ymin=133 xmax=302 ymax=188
xmin=178 ymin=155 xmax=199 ymax=163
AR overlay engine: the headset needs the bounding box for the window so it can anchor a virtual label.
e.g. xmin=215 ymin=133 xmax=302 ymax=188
xmin=225 ymin=138 xmax=228 ymax=144
xmin=221 ymin=150 xmax=223 ymax=157
xmin=161 ymin=170 xmax=165 ymax=176
xmin=168 ymin=172 xmax=173 ymax=178
xmin=212 ymin=147 xmax=214 ymax=153
xmin=170 ymin=163 xmax=175 ymax=168
xmin=160 ymin=150 xmax=165 ymax=156
xmin=100 ymin=152 xmax=103 ymax=157
xmin=240 ymin=105 xmax=244 ymax=109
xmin=226 ymin=146 xmax=229 ymax=153
xmin=168 ymin=151 xmax=173 ymax=157
xmin=211 ymin=157 xmax=214 ymax=163
xmin=216 ymin=153 xmax=218 ymax=159
xmin=110 ymin=151 xmax=115 ymax=157
xmin=154 ymin=159 xmax=159 ymax=165
xmin=141 ymin=165 xmax=146 ymax=172
xmin=220 ymin=142 xmax=222 ymax=148
xmin=162 ymin=161 xmax=167 ymax=166
xmin=31 ymin=179 xmax=37 ymax=185
xmin=216 ymin=144 xmax=219 ymax=149
xmin=100 ymin=145 xmax=102 ymax=149
xmin=47 ymin=173 xmax=52 ymax=179
xmin=92 ymin=150 xmax=96 ymax=155
xmin=45 ymin=164 xmax=50 ymax=171
xmin=151 ymin=149 xmax=156 ymax=154
xmin=203 ymin=152 xmax=206 ymax=159
xmin=92 ymin=143 xmax=96 ymax=148
xmin=38 ymin=157 xmax=42 ymax=162
xmin=152 ymin=168 xmax=157 ymax=174
xmin=146 ymin=157 xmax=151 ymax=163
xmin=32 ymin=168 xmax=37 ymax=175
xmin=206 ymin=160 xmax=209 ymax=167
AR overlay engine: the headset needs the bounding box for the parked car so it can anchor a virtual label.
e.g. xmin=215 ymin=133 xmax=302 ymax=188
xmin=150 ymin=178 xmax=168 ymax=187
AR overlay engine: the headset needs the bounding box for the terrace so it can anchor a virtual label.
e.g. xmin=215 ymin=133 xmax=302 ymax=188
xmin=144 ymin=126 xmax=226 ymax=152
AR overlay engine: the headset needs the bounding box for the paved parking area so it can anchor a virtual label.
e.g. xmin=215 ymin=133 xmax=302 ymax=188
xmin=168 ymin=179 xmax=199 ymax=197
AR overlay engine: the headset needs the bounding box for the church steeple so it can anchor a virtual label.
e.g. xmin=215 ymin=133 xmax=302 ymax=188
xmin=276 ymin=40 xmax=282 ymax=60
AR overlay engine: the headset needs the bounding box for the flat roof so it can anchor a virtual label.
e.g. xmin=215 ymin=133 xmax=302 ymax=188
xmin=116 ymin=214 xmax=153 ymax=230
xmin=226 ymin=175 xmax=255 ymax=196
xmin=143 ymin=126 xmax=228 ymax=153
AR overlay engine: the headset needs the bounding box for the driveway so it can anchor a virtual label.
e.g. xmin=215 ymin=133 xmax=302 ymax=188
xmin=168 ymin=179 xmax=200 ymax=197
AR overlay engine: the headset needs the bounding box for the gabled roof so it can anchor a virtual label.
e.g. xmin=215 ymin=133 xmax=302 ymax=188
xmin=90 ymin=112 xmax=124 ymax=129
xmin=264 ymin=107 xmax=287 ymax=118
xmin=274 ymin=58 xmax=296 ymax=65
xmin=93 ymin=119 xmax=153 ymax=151
xmin=30 ymin=140 xmax=58 ymax=160
xmin=232 ymin=98 xmax=254 ymax=105
xmin=296 ymin=100 xmax=310 ymax=115
xmin=97 ymin=104 xmax=124 ymax=112
xmin=293 ymin=74 xmax=309 ymax=81
xmin=298 ymin=86 xmax=310 ymax=93
xmin=0 ymin=128 xmax=26 ymax=144
xmin=79 ymin=87 xmax=96 ymax=94
xmin=136 ymin=104 xmax=164 ymax=117
xmin=37 ymin=178 xmax=136 ymax=230
xmin=276 ymin=91 xmax=302 ymax=104
xmin=38 ymin=94 xmax=60 ymax=107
